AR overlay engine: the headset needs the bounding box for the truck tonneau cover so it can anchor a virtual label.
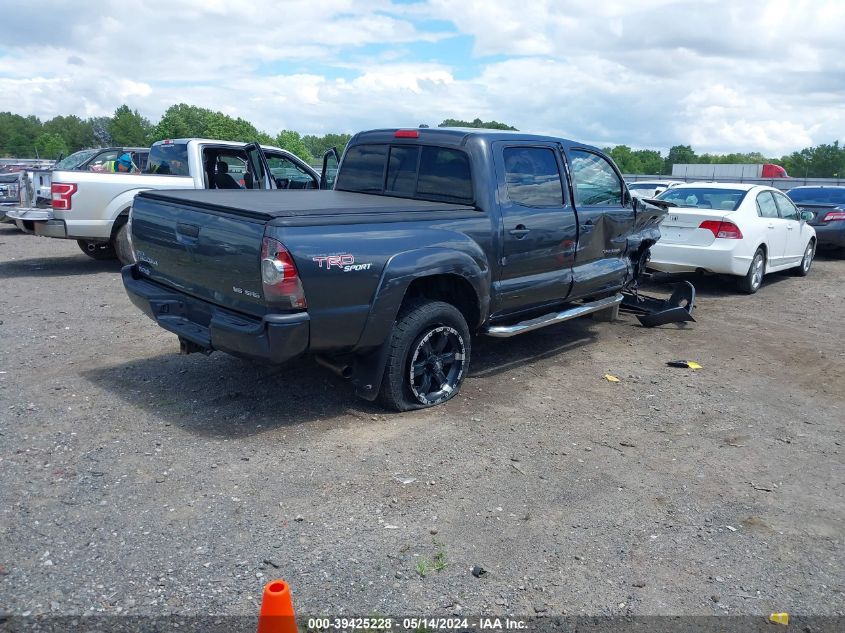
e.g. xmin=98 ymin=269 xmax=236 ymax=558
xmin=136 ymin=189 xmax=475 ymax=220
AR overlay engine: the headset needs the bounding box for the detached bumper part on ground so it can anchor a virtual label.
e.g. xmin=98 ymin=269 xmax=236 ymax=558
xmin=122 ymin=265 xmax=310 ymax=365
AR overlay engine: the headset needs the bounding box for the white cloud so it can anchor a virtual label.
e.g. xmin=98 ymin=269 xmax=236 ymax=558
xmin=0 ymin=0 xmax=843 ymax=155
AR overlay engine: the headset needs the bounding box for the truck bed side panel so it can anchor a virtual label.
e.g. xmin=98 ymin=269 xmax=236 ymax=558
xmin=269 ymin=215 xmax=492 ymax=352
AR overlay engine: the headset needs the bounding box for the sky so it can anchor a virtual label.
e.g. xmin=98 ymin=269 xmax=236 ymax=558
xmin=0 ymin=0 xmax=843 ymax=156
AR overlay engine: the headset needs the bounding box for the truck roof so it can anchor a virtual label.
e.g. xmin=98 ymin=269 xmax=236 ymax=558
xmin=151 ymin=138 xmax=280 ymax=149
xmin=351 ymin=127 xmax=603 ymax=153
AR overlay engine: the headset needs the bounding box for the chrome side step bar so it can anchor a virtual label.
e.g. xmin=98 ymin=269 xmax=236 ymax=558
xmin=484 ymin=294 xmax=623 ymax=338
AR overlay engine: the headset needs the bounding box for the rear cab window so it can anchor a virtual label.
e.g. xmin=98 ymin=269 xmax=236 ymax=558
xmin=145 ymin=142 xmax=190 ymax=176
xmin=336 ymin=143 xmax=473 ymax=204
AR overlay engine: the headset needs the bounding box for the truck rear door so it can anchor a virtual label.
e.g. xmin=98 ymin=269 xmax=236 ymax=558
xmin=491 ymin=141 xmax=577 ymax=314
xmin=564 ymin=148 xmax=634 ymax=298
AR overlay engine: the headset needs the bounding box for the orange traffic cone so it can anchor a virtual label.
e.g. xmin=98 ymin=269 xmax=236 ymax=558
xmin=257 ymin=579 xmax=297 ymax=633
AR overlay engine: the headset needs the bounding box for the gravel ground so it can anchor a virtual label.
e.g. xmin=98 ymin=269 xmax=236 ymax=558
xmin=1 ymin=223 xmax=843 ymax=619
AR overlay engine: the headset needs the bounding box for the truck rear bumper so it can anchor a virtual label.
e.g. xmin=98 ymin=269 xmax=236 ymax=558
xmin=6 ymin=206 xmax=54 ymax=221
xmin=122 ymin=265 xmax=310 ymax=364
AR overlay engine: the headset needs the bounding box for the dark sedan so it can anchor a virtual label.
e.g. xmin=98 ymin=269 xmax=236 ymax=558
xmin=787 ymin=186 xmax=845 ymax=251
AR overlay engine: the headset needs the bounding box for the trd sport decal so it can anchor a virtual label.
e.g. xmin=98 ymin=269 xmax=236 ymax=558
xmin=312 ymin=254 xmax=373 ymax=272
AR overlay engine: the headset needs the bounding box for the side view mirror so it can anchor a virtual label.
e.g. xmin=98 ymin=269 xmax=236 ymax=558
xmin=800 ymin=210 xmax=814 ymax=222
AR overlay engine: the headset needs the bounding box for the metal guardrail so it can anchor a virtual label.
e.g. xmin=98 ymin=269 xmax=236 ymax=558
xmin=624 ymin=174 xmax=845 ymax=191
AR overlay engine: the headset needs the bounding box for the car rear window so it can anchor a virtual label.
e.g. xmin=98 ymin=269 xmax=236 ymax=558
xmin=657 ymin=187 xmax=745 ymax=211
xmin=337 ymin=143 xmax=473 ymax=204
xmin=787 ymin=188 xmax=845 ymax=205
xmin=145 ymin=142 xmax=190 ymax=176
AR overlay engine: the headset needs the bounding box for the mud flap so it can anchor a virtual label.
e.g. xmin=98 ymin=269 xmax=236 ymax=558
xmin=620 ymin=281 xmax=696 ymax=327
xmin=351 ymin=343 xmax=392 ymax=401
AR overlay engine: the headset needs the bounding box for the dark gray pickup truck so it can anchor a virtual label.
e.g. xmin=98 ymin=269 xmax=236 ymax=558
xmin=123 ymin=128 xmax=671 ymax=410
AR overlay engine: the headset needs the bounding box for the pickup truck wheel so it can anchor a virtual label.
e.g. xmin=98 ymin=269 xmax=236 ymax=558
xmin=378 ymin=300 xmax=470 ymax=411
xmin=113 ymin=222 xmax=134 ymax=266
xmin=77 ymin=239 xmax=116 ymax=260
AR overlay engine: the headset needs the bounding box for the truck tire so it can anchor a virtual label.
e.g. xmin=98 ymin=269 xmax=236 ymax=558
xmin=112 ymin=222 xmax=134 ymax=266
xmin=77 ymin=239 xmax=117 ymax=260
xmin=378 ymin=299 xmax=471 ymax=411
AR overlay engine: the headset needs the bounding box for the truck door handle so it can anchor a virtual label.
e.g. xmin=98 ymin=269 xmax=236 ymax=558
xmin=509 ymin=225 xmax=530 ymax=238
xmin=176 ymin=223 xmax=200 ymax=238
xmin=767 ymin=224 xmax=775 ymax=229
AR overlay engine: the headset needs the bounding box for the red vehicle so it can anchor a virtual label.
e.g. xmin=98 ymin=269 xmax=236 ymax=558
xmin=671 ymin=163 xmax=789 ymax=179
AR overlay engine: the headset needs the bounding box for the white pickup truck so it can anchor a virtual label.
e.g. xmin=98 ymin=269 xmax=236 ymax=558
xmin=7 ymin=138 xmax=322 ymax=264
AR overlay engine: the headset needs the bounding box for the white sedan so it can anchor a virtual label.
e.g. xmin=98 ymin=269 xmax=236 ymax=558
xmin=626 ymin=180 xmax=684 ymax=198
xmin=649 ymin=183 xmax=817 ymax=293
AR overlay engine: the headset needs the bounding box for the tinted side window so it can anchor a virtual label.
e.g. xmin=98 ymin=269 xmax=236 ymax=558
xmin=503 ymin=147 xmax=564 ymax=207
xmin=569 ymin=150 xmax=623 ymax=206
xmin=773 ymin=191 xmax=798 ymax=220
xmin=335 ymin=144 xmax=387 ymax=192
xmin=756 ymin=191 xmax=779 ymax=218
xmin=145 ymin=143 xmax=190 ymax=176
xmin=416 ymin=146 xmax=472 ymax=203
xmin=386 ymin=146 xmax=419 ymax=194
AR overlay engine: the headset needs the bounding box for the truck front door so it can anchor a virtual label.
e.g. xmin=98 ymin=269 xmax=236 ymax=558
xmin=565 ymin=148 xmax=634 ymax=298
xmin=492 ymin=142 xmax=577 ymax=315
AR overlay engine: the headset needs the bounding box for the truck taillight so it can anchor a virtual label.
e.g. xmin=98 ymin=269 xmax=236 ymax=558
xmin=51 ymin=183 xmax=77 ymax=210
xmin=700 ymin=220 xmax=743 ymax=239
xmin=822 ymin=211 xmax=845 ymax=222
xmin=261 ymin=237 xmax=306 ymax=309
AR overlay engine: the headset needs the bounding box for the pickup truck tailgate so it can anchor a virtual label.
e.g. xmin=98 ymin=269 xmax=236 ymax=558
xmin=130 ymin=192 xmax=267 ymax=317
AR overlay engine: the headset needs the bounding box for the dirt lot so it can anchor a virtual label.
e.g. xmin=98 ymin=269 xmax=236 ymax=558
xmin=1 ymin=223 xmax=843 ymax=620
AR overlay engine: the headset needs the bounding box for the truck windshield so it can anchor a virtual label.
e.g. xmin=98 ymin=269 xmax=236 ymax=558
xmin=145 ymin=142 xmax=190 ymax=176
xmin=336 ymin=144 xmax=473 ymax=204
xmin=54 ymin=149 xmax=98 ymax=170
xmin=656 ymin=187 xmax=744 ymax=210
xmin=787 ymin=188 xmax=845 ymax=205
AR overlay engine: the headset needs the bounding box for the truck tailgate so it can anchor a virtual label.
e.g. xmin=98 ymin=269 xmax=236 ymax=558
xmin=130 ymin=193 xmax=267 ymax=317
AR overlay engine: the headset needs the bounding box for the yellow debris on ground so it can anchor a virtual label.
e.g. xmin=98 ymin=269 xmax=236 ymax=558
xmin=768 ymin=613 xmax=789 ymax=626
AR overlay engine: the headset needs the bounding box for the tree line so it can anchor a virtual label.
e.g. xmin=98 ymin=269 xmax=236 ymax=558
xmin=604 ymin=142 xmax=845 ymax=178
xmin=1 ymin=104 xmax=842 ymax=176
